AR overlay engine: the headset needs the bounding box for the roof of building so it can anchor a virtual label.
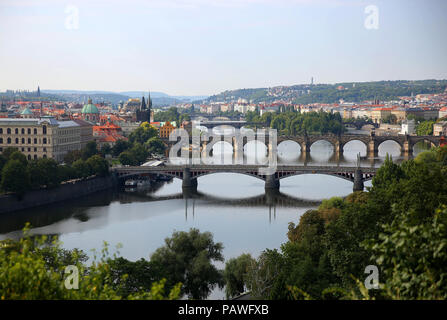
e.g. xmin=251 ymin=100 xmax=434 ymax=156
xmin=81 ymin=98 xmax=99 ymax=114
xmin=20 ymin=107 xmax=33 ymax=115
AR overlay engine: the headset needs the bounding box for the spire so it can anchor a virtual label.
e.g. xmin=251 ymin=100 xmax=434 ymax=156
xmin=37 ymin=86 xmax=41 ymax=97
xmin=141 ymin=95 xmax=147 ymax=110
xmin=148 ymin=91 xmax=152 ymax=109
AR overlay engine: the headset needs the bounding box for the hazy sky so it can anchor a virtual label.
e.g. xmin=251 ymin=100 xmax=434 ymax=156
xmin=0 ymin=0 xmax=446 ymax=96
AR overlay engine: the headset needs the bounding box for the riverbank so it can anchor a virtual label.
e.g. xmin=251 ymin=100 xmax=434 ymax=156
xmin=0 ymin=175 xmax=119 ymax=215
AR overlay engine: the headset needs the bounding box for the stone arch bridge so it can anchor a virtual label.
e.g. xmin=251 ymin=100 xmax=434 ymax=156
xmin=162 ymin=133 xmax=442 ymax=157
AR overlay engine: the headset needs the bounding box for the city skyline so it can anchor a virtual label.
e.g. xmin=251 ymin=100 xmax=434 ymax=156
xmin=1 ymin=0 xmax=447 ymax=96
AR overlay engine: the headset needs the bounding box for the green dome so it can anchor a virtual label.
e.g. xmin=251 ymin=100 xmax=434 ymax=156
xmin=81 ymin=98 xmax=99 ymax=114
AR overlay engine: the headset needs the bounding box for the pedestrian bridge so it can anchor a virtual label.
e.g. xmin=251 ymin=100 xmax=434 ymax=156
xmin=113 ymin=164 xmax=378 ymax=192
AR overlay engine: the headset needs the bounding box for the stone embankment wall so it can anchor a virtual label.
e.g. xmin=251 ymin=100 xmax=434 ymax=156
xmin=0 ymin=175 xmax=118 ymax=214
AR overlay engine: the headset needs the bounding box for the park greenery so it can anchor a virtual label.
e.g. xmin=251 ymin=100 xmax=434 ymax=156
xmin=0 ymin=227 xmax=225 ymax=300
xmin=153 ymin=107 xmax=191 ymax=124
xmin=222 ymin=147 xmax=447 ymax=300
xmin=245 ymin=110 xmax=346 ymax=135
xmin=113 ymin=122 xmax=166 ymax=166
xmin=0 ymin=224 xmax=181 ymax=300
xmin=0 ymin=142 xmax=109 ymax=196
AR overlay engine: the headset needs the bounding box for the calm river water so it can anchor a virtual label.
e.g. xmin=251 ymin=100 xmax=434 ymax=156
xmin=0 ymin=131 xmax=430 ymax=299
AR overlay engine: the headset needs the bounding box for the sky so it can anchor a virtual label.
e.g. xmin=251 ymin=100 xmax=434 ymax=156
xmin=0 ymin=0 xmax=446 ymax=96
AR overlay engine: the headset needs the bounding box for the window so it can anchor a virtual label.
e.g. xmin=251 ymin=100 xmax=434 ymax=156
xmin=15 ymin=128 xmax=18 ymax=134
xmin=34 ymin=147 xmax=37 ymax=152
xmin=34 ymin=128 xmax=37 ymax=134
xmin=43 ymin=138 xmax=47 ymax=144
xmin=7 ymin=138 xmax=11 ymax=144
xmin=43 ymin=155 xmax=47 ymax=159
xmin=0 ymin=138 xmax=2 ymax=144
xmin=21 ymin=138 xmax=25 ymax=144
xmin=7 ymin=128 xmax=11 ymax=134
xmin=15 ymin=138 xmax=18 ymax=144
xmin=28 ymin=138 xmax=31 ymax=144
xmin=34 ymin=155 xmax=37 ymax=160
xmin=43 ymin=126 xmax=47 ymax=135
xmin=43 ymin=147 xmax=47 ymax=152
xmin=28 ymin=128 xmax=31 ymax=134
xmin=27 ymin=155 xmax=31 ymax=160
xmin=21 ymin=128 xmax=25 ymax=134
xmin=0 ymin=128 xmax=2 ymax=134
xmin=34 ymin=138 xmax=37 ymax=144
xmin=21 ymin=148 xmax=24 ymax=152
xmin=28 ymin=147 xmax=31 ymax=152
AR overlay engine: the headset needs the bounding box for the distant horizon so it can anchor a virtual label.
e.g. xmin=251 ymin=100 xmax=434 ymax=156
xmin=2 ymin=78 xmax=447 ymax=98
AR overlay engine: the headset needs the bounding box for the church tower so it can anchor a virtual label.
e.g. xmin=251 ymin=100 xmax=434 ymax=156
xmin=135 ymin=93 xmax=150 ymax=122
xmin=148 ymin=91 xmax=154 ymax=123
xmin=37 ymin=86 xmax=41 ymax=97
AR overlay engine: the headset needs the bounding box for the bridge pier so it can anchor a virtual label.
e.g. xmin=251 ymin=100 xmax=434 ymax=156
xmin=367 ymin=140 xmax=379 ymax=158
xmin=300 ymin=142 xmax=311 ymax=154
xmin=334 ymin=140 xmax=344 ymax=156
xmin=403 ymin=140 xmax=413 ymax=156
xmin=265 ymin=174 xmax=280 ymax=191
xmin=265 ymin=188 xmax=280 ymax=206
xmin=353 ymin=169 xmax=364 ymax=192
xmin=182 ymin=168 xmax=198 ymax=192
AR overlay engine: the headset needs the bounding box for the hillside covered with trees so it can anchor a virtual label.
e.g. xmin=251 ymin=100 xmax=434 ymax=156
xmin=203 ymin=80 xmax=447 ymax=104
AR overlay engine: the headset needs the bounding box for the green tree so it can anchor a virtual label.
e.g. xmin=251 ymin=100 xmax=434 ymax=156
xmin=366 ymin=206 xmax=447 ymax=299
xmin=145 ymin=137 xmax=166 ymax=155
xmin=130 ymin=143 xmax=149 ymax=165
xmin=1 ymin=147 xmax=18 ymax=160
xmin=9 ymin=151 xmax=28 ymax=167
xmin=82 ymin=141 xmax=98 ymax=160
xmin=224 ymin=254 xmax=256 ymax=299
xmin=100 ymin=143 xmax=112 ymax=156
xmin=72 ymin=159 xmax=92 ymax=178
xmin=63 ymin=150 xmax=82 ymax=165
xmin=0 ymin=227 xmax=181 ymax=300
xmin=0 ymin=154 xmax=6 ymax=174
xmin=27 ymin=158 xmax=61 ymax=188
xmin=129 ymin=123 xmax=158 ymax=145
xmin=119 ymin=151 xmax=137 ymax=166
xmin=416 ymin=120 xmax=435 ymax=136
xmin=112 ymin=139 xmax=132 ymax=157
xmin=0 ymin=159 xmax=31 ymax=195
xmin=86 ymin=155 xmax=109 ymax=177
xmin=150 ymin=228 xmax=224 ymax=299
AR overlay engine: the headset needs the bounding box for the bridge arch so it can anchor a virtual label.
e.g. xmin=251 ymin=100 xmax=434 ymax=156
xmin=309 ymin=139 xmax=335 ymax=151
xmin=411 ymin=138 xmax=438 ymax=149
xmin=377 ymin=139 xmax=403 ymax=156
xmin=342 ymin=139 xmax=368 ymax=154
xmin=278 ymin=140 xmax=301 ymax=158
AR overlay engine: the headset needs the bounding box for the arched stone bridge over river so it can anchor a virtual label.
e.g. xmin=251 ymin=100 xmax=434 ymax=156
xmin=113 ymin=165 xmax=378 ymax=193
xmin=162 ymin=132 xmax=442 ymax=157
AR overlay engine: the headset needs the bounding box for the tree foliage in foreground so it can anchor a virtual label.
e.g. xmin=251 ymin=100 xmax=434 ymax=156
xmin=0 ymin=225 xmax=180 ymax=300
xmin=227 ymin=147 xmax=447 ymax=300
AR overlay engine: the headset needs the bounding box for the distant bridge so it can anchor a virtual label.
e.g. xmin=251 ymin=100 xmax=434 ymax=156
xmin=113 ymin=164 xmax=377 ymax=192
xmin=161 ymin=132 xmax=442 ymax=157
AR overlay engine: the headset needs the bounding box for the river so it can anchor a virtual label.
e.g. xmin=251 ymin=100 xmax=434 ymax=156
xmin=0 ymin=132 xmax=431 ymax=299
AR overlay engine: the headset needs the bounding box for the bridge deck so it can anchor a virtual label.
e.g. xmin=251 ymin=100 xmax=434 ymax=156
xmin=114 ymin=165 xmax=378 ymax=174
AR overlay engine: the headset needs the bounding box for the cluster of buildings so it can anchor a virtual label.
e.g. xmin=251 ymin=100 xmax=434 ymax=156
xmin=0 ymin=90 xmax=185 ymax=163
xmin=2 ymin=87 xmax=447 ymax=163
